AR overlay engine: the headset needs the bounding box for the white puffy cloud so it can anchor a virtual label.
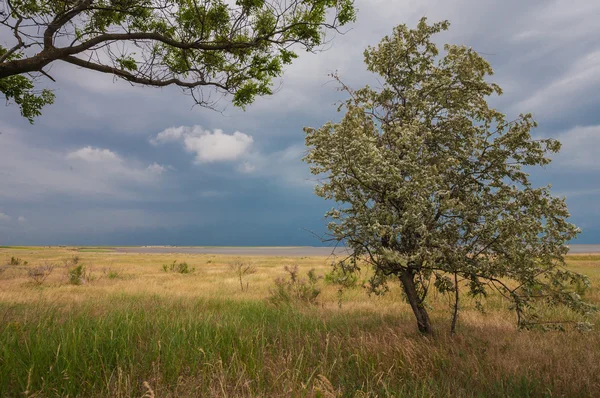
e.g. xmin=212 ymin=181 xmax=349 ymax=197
xmin=17 ymin=216 xmax=26 ymax=223
xmin=65 ymin=145 xmax=171 ymax=182
xmin=185 ymin=130 xmax=253 ymax=163
xmin=0 ymin=131 xmax=170 ymax=201
xmin=151 ymin=125 xmax=254 ymax=163
xmin=146 ymin=162 xmax=168 ymax=175
xmin=149 ymin=126 xmax=185 ymax=145
xmin=0 ymin=213 xmax=11 ymax=222
xmin=67 ymin=146 xmax=121 ymax=162
xmin=151 ymin=122 xmax=312 ymax=185
xmin=151 ymin=121 xmax=311 ymax=185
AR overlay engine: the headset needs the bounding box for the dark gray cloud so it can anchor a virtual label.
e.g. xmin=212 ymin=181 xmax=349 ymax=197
xmin=1 ymin=0 xmax=599 ymax=245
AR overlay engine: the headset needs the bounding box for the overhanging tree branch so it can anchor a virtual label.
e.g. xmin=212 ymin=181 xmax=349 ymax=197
xmin=44 ymin=0 xmax=94 ymax=49
xmin=0 ymin=0 xmax=357 ymax=121
xmin=62 ymin=54 xmax=228 ymax=90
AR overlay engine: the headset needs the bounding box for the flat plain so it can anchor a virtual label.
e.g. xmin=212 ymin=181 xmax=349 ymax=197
xmin=1 ymin=247 xmax=599 ymax=397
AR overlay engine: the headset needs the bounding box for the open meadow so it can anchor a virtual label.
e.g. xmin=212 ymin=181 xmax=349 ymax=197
xmin=1 ymin=247 xmax=599 ymax=397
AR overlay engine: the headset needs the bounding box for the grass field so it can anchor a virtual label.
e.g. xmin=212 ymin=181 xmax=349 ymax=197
xmin=0 ymin=247 xmax=598 ymax=397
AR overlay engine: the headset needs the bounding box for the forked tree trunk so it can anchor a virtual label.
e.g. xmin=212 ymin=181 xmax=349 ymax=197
xmin=399 ymin=270 xmax=433 ymax=335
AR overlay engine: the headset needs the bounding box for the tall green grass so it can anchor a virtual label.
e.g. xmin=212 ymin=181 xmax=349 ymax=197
xmin=1 ymin=295 xmax=597 ymax=397
xmin=1 ymin=297 xmax=355 ymax=396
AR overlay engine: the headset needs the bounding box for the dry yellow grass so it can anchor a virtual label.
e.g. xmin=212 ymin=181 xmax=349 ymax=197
xmin=1 ymin=247 xmax=599 ymax=397
xmin=1 ymin=248 xmax=336 ymax=304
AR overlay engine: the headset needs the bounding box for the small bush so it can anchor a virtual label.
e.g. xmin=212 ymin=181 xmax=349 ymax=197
xmin=107 ymin=271 xmax=121 ymax=279
xmin=27 ymin=262 xmax=55 ymax=285
xmin=9 ymin=256 xmax=27 ymax=266
xmin=162 ymin=261 xmax=194 ymax=274
xmin=67 ymin=264 xmax=92 ymax=285
xmin=268 ymin=265 xmax=322 ymax=306
xmin=177 ymin=262 xmax=193 ymax=274
xmin=68 ymin=265 xmax=83 ymax=285
xmin=102 ymin=267 xmax=122 ymax=279
xmin=229 ymin=260 xmax=257 ymax=292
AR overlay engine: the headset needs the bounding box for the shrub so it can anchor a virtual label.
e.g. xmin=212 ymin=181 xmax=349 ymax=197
xmin=27 ymin=262 xmax=55 ymax=285
xmin=107 ymin=271 xmax=121 ymax=279
xmin=9 ymin=257 xmax=27 ymax=266
xmin=162 ymin=261 xmax=194 ymax=274
xmin=67 ymin=264 xmax=92 ymax=285
xmin=177 ymin=262 xmax=193 ymax=274
xmin=268 ymin=265 xmax=322 ymax=306
xmin=229 ymin=260 xmax=257 ymax=292
xmin=102 ymin=267 xmax=122 ymax=279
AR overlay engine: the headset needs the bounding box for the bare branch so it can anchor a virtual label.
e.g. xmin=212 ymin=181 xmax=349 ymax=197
xmin=62 ymin=54 xmax=228 ymax=90
xmin=0 ymin=16 xmax=24 ymax=63
xmin=44 ymin=0 xmax=94 ymax=49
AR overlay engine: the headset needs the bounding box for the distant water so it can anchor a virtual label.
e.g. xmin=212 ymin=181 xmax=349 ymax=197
xmin=567 ymin=244 xmax=600 ymax=254
xmin=116 ymin=244 xmax=600 ymax=256
xmin=115 ymin=246 xmax=345 ymax=257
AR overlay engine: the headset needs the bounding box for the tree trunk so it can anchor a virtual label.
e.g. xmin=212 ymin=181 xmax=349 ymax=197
xmin=450 ymin=272 xmax=459 ymax=335
xmin=399 ymin=270 xmax=433 ymax=335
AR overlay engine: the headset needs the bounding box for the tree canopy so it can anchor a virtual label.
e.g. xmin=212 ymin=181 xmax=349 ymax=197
xmin=304 ymin=18 xmax=594 ymax=335
xmin=0 ymin=0 xmax=356 ymax=122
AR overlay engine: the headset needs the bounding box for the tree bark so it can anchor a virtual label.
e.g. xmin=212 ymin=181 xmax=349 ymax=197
xmin=399 ymin=270 xmax=433 ymax=335
xmin=0 ymin=51 xmax=55 ymax=78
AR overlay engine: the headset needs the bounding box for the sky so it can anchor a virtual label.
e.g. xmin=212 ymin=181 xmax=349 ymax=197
xmin=1 ymin=0 xmax=599 ymax=246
